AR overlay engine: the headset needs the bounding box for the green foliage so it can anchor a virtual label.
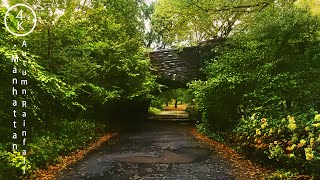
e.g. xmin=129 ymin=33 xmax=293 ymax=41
xmin=233 ymin=113 xmax=320 ymax=177
xmin=150 ymin=88 xmax=191 ymax=109
xmin=266 ymin=170 xmax=299 ymax=180
xmin=148 ymin=107 xmax=161 ymax=115
xmin=186 ymin=105 xmax=199 ymax=118
xmin=196 ymin=123 xmax=225 ymax=142
xmin=25 ymin=3 xmax=156 ymax=101
xmin=0 ymin=118 xmax=102 ymax=179
xmin=27 ymin=118 xmax=101 ymax=168
xmin=0 ymin=1 xmax=156 ymax=178
xmin=190 ymin=4 xmax=320 ymax=178
xmin=164 ymin=88 xmax=191 ymax=103
xmin=150 ymin=96 xmax=165 ymax=109
xmin=0 ymin=150 xmax=32 ymax=179
xmin=151 ymin=0 xmax=273 ymax=47
xmin=190 ymin=5 xmax=320 ymax=130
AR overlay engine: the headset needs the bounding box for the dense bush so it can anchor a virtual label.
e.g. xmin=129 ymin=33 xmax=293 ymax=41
xmin=191 ymin=6 xmax=320 ymax=129
xmin=234 ymin=113 xmax=320 ymax=177
xmin=0 ymin=1 xmax=156 ymax=178
xmin=190 ymin=5 xmax=320 ymax=177
xmin=0 ymin=40 xmax=110 ymax=179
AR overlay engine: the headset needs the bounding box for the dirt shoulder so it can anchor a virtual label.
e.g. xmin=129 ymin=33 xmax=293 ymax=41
xmin=192 ymin=129 xmax=272 ymax=180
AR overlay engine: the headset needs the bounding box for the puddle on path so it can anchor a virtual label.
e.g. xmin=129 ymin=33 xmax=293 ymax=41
xmin=115 ymin=147 xmax=211 ymax=164
xmin=56 ymin=121 xmax=235 ymax=180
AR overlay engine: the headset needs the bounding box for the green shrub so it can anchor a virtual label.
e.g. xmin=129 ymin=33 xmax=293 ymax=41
xmin=266 ymin=170 xmax=299 ymax=180
xmin=232 ymin=112 xmax=320 ymax=176
xmin=186 ymin=105 xmax=198 ymax=118
xmin=148 ymin=107 xmax=161 ymax=115
xmin=0 ymin=2 xmax=156 ymax=178
xmin=190 ymin=6 xmax=320 ymax=131
xmin=0 ymin=149 xmax=32 ymax=179
xmin=0 ymin=118 xmax=103 ymax=178
xmin=190 ymin=5 xmax=320 ymax=178
xmin=150 ymin=97 xmax=165 ymax=109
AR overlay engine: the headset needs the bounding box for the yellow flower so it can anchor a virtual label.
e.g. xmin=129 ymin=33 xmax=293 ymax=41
xmin=289 ymin=153 xmax=296 ymax=158
xmin=286 ymin=146 xmax=292 ymax=151
xmin=312 ymin=123 xmax=320 ymax=127
xmin=317 ymin=135 xmax=320 ymax=143
xmin=315 ymin=114 xmax=320 ymax=121
xmin=261 ymin=123 xmax=268 ymax=129
xmin=300 ymin=139 xmax=307 ymax=146
xmin=305 ymin=148 xmax=314 ymax=161
xmin=306 ymin=153 xmax=314 ymax=161
xmin=287 ymin=123 xmax=297 ymax=131
xmin=305 ymin=147 xmax=312 ymax=153
xmin=261 ymin=118 xmax=267 ymax=123
xmin=269 ymin=128 xmax=274 ymax=135
xmin=309 ymin=132 xmax=314 ymax=138
xmin=310 ymin=138 xmax=315 ymax=147
xmin=256 ymin=129 xmax=262 ymax=136
xmin=288 ymin=116 xmax=295 ymax=124
xmin=305 ymin=126 xmax=311 ymax=131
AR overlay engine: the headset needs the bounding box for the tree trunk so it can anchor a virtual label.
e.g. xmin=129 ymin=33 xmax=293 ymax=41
xmin=174 ymin=100 xmax=178 ymax=108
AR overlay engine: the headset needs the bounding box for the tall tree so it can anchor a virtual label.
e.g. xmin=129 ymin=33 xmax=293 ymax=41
xmin=151 ymin=0 xmax=285 ymax=47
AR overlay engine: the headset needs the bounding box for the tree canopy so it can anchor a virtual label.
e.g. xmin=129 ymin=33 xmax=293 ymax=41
xmin=0 ymin=0 xmax=157 ymax=178
xmin=150 ymin=0 xmax=293 ymax=47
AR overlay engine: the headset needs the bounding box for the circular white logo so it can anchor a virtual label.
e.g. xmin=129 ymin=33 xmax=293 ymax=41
xmin=4 ymin=4 xmax=37 ymax=37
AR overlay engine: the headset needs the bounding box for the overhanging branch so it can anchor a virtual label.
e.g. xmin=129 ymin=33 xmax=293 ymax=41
xmin=188 ymin=0 xmax=274 ymax=13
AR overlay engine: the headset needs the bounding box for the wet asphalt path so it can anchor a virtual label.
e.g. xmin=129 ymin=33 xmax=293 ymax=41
xmin=55 ymin=121 xmax=235 ymax=180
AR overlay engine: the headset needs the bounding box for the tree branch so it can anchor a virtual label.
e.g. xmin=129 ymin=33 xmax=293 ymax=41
xmin=188 ymin=0 xmax=274 ymax=13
